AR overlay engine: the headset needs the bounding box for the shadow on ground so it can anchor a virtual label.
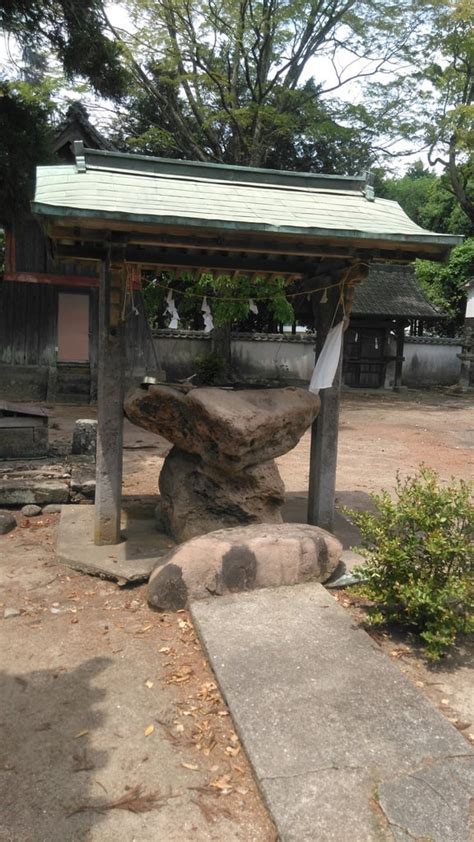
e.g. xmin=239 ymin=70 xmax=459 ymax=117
xmin=282 ymin=489 xmax=377 ymax=549
xmin=0 ymin=657 xmax=111 ymax=842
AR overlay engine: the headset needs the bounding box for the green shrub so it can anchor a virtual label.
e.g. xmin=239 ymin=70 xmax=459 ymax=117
xmin=347 ymin=467 xmax=473 ymax=660
xmin=194 ymin=353 xmax=227 ymax=385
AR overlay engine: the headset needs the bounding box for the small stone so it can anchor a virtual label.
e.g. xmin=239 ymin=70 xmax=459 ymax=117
xmin=43 ymin=504 xmax=62 ymax=514
xmin=50 ymin=607 xmax=61 ymax=614
xmin=21 ymin=504 xmax=42 ymax=517
xmin=0 ymin=511 xmax=16 ymax=534
xmin=4 ymin=607 xmax=21 ymax=619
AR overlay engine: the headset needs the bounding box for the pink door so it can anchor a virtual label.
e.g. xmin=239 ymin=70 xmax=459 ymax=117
xmin=57 ymin=293 xmax=90 ymax=362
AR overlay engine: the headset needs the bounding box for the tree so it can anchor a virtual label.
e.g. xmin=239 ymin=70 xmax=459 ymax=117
xmin=104 ymin=0 xmax=437 ymax=169
xmin=379 ymin=160 xmax=471 ymax=235
xmin=0 ymin=1 xmax=127 ymax=97
xmin=362 ymin=0 xmax=473 ymax=233
xmin=415 ymin=238 xmax=474 ymax=336
xmin=0 ymin=1 xmax=128 ymax=225
xmin=376 ymin=162 xmax=472 ymax=335
xmin=0 ymin=81 xmax=55 ymax=223
xmin=425 ymin=0 xmax=474 ymax=231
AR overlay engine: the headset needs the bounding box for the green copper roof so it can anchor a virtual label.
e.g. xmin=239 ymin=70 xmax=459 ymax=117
xmin=32 ymin=147 xmax=462 ymax=251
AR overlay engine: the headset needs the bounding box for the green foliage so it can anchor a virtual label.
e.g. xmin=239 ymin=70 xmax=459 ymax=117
xmin=141 ymin=271 xmax=294 ymax=331
xmin=348 ymin=468 xmax=474 ymax=660
xmin=375 ymin=162 xmax=471 ymax=334
xmin=109 ymin=0 xmax=436 ymax=170
xmin=381 ymin=161 xmax=470 ymax=236
xmin=0 ymin=82 xmax=55 ymax=223
xmin=365 ymin=1 xmax=474 ymax=231
xmin=415 ymin=238 xmax=474 ymax=335
xmin=194 ymin=353 xmax=227 ymax=385
xmin=1 ymin=0 xmax=127 ymax=98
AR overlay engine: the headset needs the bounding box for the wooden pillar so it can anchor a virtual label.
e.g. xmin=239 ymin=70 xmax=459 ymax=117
xmin=307 ymin=282 xmax=343 ymax=532
xmin=393 ymin=322 xmax=405 ymax=391
xmin=94 ymin=242 xmax=126 ymax=545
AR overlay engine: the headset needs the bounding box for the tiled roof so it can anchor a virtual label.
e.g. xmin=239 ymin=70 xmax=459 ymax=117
xmin=352 ymin=265 xmax=443 ymax=319
xmin=32 ymin=149 xmax=462 ymax=252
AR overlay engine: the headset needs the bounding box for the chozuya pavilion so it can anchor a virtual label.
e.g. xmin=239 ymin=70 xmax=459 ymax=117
xmin=32 ymin=143 xmax=461 ymax=546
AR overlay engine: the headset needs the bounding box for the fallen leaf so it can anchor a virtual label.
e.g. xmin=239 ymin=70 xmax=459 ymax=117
xmin=74 ymin=730 xmax=89 ymax=739
xmin=144 ymin=724 xmax=155 ymax=737
xmin=166 ymin=665 xmax=194 ymax=685
xmin=225 ymin=745 xmax=240 ymax=757
xmin=159 ymin=646 xmax=170 ymax=654
xmin=210 ymin=774 xmax=232 ymax=791
xmin=181 ymin=762 xmax=199 ymax=771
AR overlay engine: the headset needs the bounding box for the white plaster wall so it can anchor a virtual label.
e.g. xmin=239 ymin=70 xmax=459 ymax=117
xmin=402 ymin=340 xmax=461 ymax=386
xmin=152 ymin=331 xmax=462 ymax=388
xmin=153 ymin=334 xmax=210 ymax=379
xmin=232 ymin=337 xmax=315 ymax=382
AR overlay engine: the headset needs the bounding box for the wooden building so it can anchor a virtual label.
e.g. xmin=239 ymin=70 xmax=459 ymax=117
xmin=343 ymin=264 xmax=443 ymax=389
xmin=1 ymin=105 xmax=148 ymax=403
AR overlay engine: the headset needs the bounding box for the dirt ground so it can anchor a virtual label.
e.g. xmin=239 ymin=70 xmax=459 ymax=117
xmin=1 ymin=388 xmax=473 ymax=841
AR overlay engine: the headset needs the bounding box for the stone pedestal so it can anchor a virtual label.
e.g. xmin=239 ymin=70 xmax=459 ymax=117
xmin=72 ymin=419 xmax=97 ymax=456
xmin=125 ymin=384 xmax=320 ymax=541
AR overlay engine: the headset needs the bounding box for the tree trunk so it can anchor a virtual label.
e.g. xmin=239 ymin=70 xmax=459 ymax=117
xmin=211 ymin=323 xmax=232 ymax=379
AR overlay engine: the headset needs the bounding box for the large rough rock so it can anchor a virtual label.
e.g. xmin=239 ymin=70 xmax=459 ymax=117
xmin=159 ymin=446 xmax=284 ymax=542
xmin=125 ymin=384 xmax=320 ymax=472
xmin=0 ymin=511 xmax=16 ymax=535
xmin=148 ymin=523 xmax=342 ymax=611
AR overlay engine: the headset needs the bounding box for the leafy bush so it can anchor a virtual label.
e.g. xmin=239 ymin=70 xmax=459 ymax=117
xmin=194 ymin=353 xmax=227 ymax=385
xmin=348 ymin=468 xmax=473 ymax=659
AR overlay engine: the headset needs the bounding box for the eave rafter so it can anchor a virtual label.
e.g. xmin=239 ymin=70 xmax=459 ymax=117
xmin=45 ymin=218 xmax=447 ymax=282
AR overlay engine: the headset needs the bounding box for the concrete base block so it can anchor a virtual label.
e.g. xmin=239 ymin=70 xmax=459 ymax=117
xmin=56 ymin=505 xmax=174 ymax=584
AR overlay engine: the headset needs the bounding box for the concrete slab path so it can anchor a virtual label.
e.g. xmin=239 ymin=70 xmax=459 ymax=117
xmin=191 ymin=584 xmax=474 ymax=842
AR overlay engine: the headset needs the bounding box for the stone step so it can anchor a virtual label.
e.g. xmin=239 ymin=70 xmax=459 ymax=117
xmin=0 ymin=478 xmax=69 ymax=506
xmin=191 ymin=584 xmax=474 ymax=842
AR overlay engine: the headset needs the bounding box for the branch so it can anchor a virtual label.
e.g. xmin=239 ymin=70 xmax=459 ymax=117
xmin=99 ymin=1 xmax=209 ymax=161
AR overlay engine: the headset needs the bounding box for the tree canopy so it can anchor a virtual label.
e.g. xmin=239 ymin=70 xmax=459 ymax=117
xmin=1 ymin=1 xmax=127 ymax=97
xmin=106 ymin=0 xmax=437 ymax=170
xmin=376 ymin=161 xmax=472 ymax=336
xmin=365 ymin=0 xmax=473 ymax=233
